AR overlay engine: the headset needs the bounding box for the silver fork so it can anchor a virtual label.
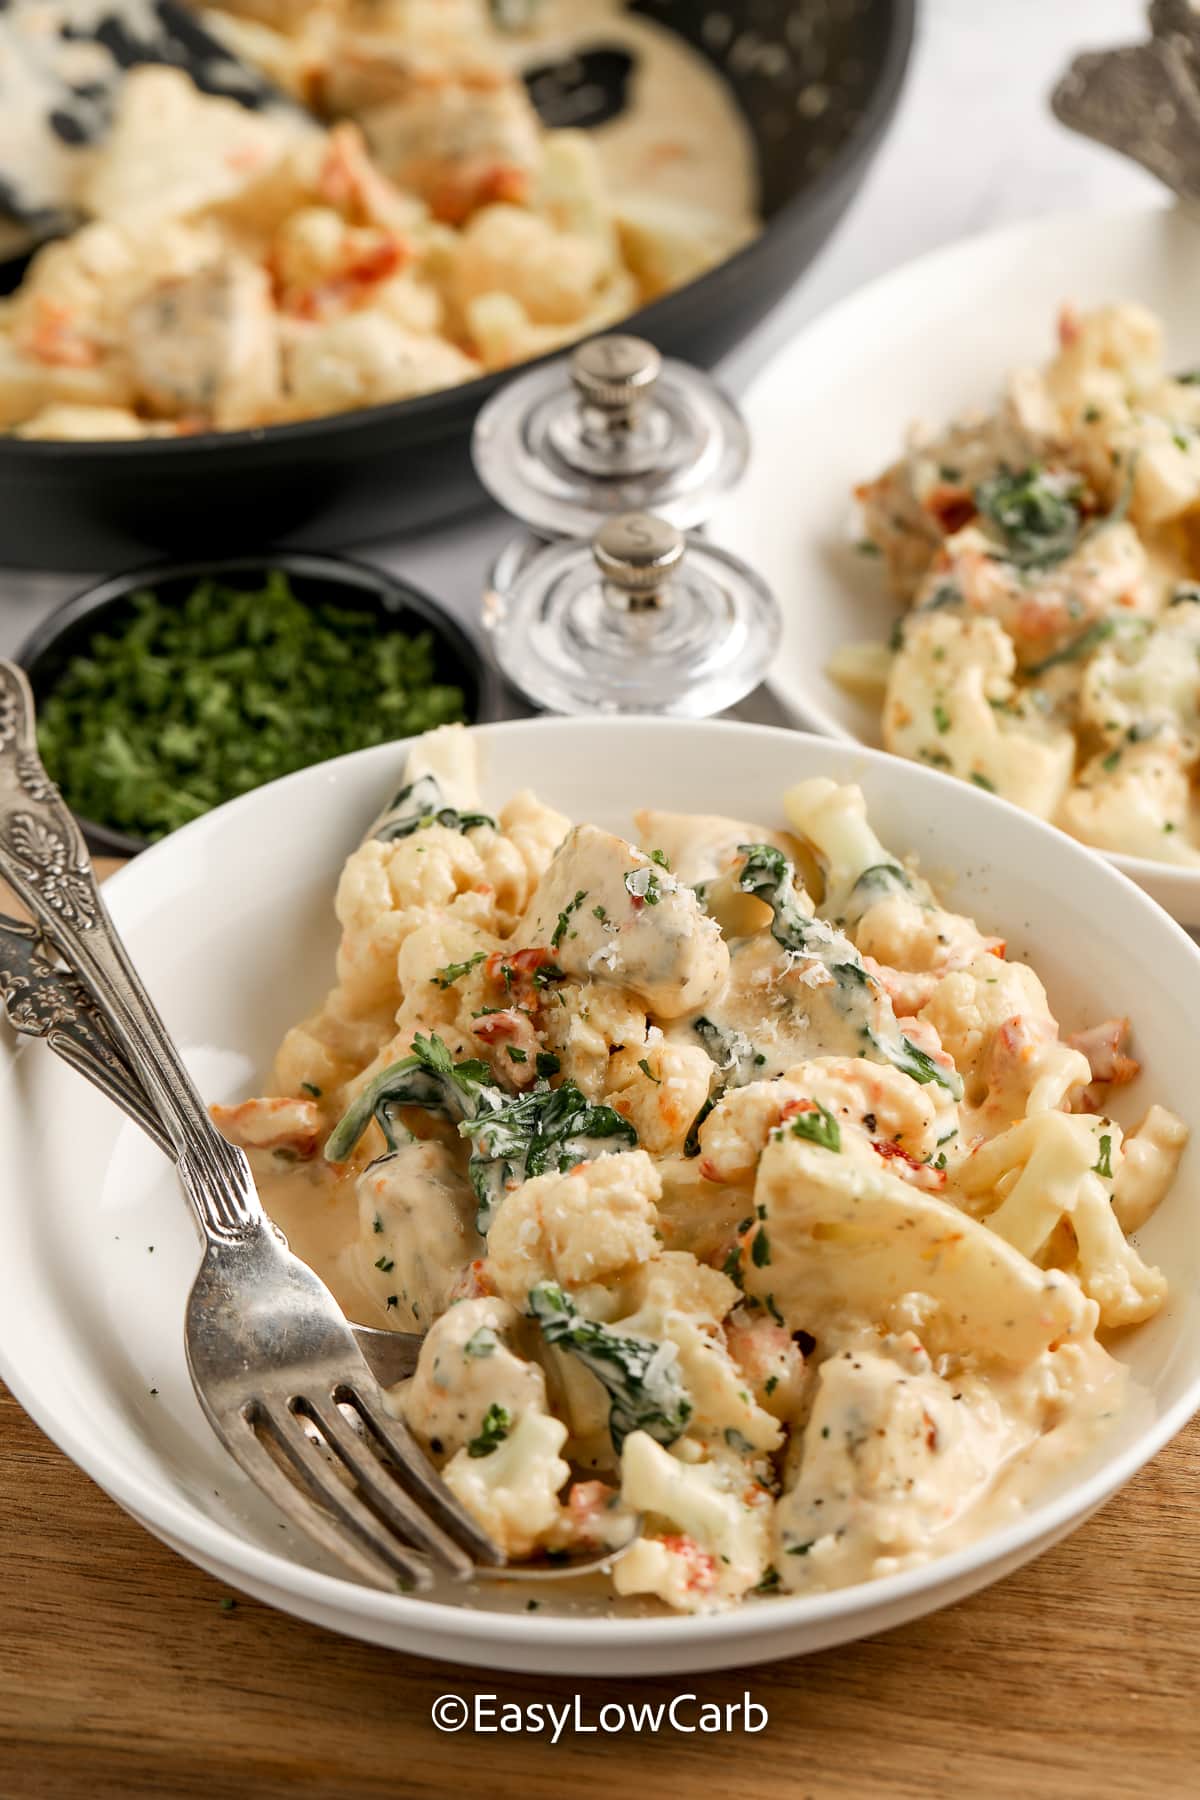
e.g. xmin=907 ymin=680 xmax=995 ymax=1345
xmin=0 ymin=910 xmax=423 ymax=1388
xmin=0 ymin=660 xmax=501 ymax=1593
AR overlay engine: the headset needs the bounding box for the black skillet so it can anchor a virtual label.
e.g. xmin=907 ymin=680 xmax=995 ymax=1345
xmin=0 ymin=0 xmax=915 ymax=571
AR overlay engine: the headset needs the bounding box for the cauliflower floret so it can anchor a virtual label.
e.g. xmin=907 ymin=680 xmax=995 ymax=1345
xmin=496 ymin=788 xmax=571 ymax=901
xmin=613 ymin=1434 xmax=773 ymax=1611
xmin=540 ymin=980 xmax=651 ymax=1101
xmin=331 ymin=824 xmax=500 ymax=1019
xmin=402 ymin=1296 xmax=546 ymax=1459
xmin=782 ymin=777 xmax=1000 ymax=976
xmin=485 ymin=1150 xmax=663 ymax=1311
xmin=1113 ymin=1103 xmax=1189 ymax=1234
xmin=921 ymin=953 xmax=1090 ymax=1125
xmin=1077 ymin=611 xmax=1200 ymax=755
xmin=442 ymin=1408 xmax=571 ymax=1559
xmin=605 ymin=1040 xmax=714 ymax=1155
xmin=747 ymin=1123 xmax=1096 ymax=1364
xmin=960 ymin=1112 xmax=1167 ymax=1327
xmin=285 ymin=310 xmax=477 ymax=415
xmin=885 ymin=613 xmax=1075 ymax=817
xmin=616 ymin=1253 xmax=781 ymax=1456
xmin=449 ymin=202 xmax=613 ymax=326
xmin=1059 ymin=735 xmax=1200 ymax=864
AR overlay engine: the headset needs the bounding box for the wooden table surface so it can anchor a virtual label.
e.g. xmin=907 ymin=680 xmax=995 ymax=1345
xmin=2 ymin=869 xmax=1199 ymax=1799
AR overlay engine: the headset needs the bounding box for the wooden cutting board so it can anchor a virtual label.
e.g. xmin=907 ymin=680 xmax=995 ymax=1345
xmin=1 ymin=865 xmax=1198 ymax=1798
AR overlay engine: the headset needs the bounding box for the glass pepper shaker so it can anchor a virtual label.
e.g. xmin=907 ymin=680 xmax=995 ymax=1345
xmin=488 ymin=510 xmax=780 ymax=717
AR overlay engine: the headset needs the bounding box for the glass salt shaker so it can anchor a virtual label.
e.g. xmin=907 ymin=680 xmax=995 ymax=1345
xmin=488 ymin=510 xmax=780 ymax=717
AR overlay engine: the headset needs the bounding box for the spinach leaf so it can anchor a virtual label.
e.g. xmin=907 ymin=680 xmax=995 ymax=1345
xmin=462 ymin=1082 xmax=637 ymax=1233
xmin=975 ymin=464 xmax=1081 ymax=570
xmin=736 ymin=845 xmax=962 ymax=1099
xmin=372 ymin=773 xmax=495 ymax=842
xmin=529 ymin=1282 xmax=692 ymax=1452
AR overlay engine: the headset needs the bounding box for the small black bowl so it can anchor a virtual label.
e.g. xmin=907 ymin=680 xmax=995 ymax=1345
xmin=17 ymin=550 xmax=493 ymax=858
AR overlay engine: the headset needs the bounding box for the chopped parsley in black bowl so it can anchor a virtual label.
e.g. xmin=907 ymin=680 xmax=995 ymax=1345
xmin=17 ymin=553 xmax=490 ymax=857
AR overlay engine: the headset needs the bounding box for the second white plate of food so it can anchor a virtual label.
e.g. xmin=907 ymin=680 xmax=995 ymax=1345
xmin=1 ymin=717 xmax=1199 ymax=1674
xmin=713 ymin=202 xmax=1200 ymax=922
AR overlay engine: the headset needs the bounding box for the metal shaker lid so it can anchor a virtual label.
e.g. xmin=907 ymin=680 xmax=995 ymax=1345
xmin=471 ymin=334 xmax=749 ymax=537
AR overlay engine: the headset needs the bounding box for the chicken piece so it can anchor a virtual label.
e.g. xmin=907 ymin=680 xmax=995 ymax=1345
xmin=1077 ymin=609 xmax=1200 ymax=756
xmin=126 ymin=258 xmax=281 ymax=428
xmin=516 ymin=825 xmax=728 ymax=1019
xmin=349 ymin=65 xmax=542 ymax=223
xmin=775 ymin=1338 xmax=1023 ymax=1587
xmin=356 ymin=1136 xmax=481 ymax=1331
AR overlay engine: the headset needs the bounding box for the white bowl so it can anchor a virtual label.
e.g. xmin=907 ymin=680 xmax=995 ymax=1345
xmin=2 ymin=717 xmax=1199 ymax=1675
xmin=712 ymin=202 xmax=1200 ymax=925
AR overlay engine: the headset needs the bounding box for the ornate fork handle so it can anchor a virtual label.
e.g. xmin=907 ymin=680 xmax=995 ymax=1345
xmin=0 ymin=912 xmax=171 ymax=1152
xmin=0 ymin=662 xmax=260 ymax=1242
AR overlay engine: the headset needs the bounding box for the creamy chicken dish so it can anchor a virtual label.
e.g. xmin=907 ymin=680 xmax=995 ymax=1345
xmin=214 ymin=725 xmax=1185 ymax=1612
xmin=0 ymin=0 xmax=757 ymax=439
xmin=836 ymin=302 xmax=1200 ymax=866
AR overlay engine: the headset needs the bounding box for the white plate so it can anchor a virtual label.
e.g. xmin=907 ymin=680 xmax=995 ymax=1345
xmin=712 ymin=203 xmax=1200 ymax=924
xmin=2 ymin=717 xmax=1200 ymax=1675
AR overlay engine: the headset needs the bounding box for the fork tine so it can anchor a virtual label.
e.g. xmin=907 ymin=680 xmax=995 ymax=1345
xmin=250 ymin=1401 xmax=436 ymax=1593
xmin=300 ymin=1397 xmax=477 ymax=1580
xmin=219 ymin=1407 xmax=418 ymax=1592
xmin=338 ymin=1381 xmax=506 ymax=1567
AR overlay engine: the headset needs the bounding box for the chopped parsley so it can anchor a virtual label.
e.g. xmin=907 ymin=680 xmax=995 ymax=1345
xmin=933 ymin=702 xmax=951 ymax=734
xmin=431 ymin=951 xmax=487 ymax=990
xmin=34 ymin=573 xmax=467 ymax=843
xmin=300 ymin=1081 xmax=322 ymax=1098
xmin=551 ymin=890 xmax=587 ymax=949
xmin=506 ymin=1046 xmax=528 ymax=1064
xmin=374 ymin=1255 xmax=394 ymax=1272
xmin=970 ymin=772 xmax=996 ymax=792
xmin=649 ymin=848 xmax=671 ymax=870
xmin=1092 ymin=1133 xmax=1113 ymax=1180
xmin=751 ymin=1226 xmax=772 ymax=1267
xmin=786 ymin=1102 xmax=842 ymax=1153
xmin=638 ymin=1057 xmax=661 ymax=1084
xmin=535 ymin=1051 xmax=561 ymax=1078
xmin=466 ymin=1403 xmax=512 ymax=1458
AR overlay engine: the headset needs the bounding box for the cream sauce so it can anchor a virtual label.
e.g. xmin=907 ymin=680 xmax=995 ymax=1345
xmin=504 ymin=0 xmax=758 ymax=225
